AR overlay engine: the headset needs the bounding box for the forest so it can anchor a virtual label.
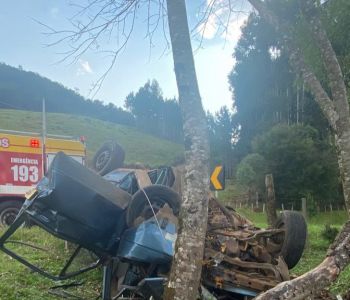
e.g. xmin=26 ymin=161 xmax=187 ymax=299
xmin=1 ymin=0 xmax=349 ymax=213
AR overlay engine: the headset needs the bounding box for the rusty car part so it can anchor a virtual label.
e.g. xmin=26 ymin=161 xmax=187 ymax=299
xmin=202 ymin=197 xmax=294 ymax=296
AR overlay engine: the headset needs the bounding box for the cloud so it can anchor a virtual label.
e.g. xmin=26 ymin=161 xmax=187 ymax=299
xmin=197 ymin=0 xmax=250 ymax=43
xmin=76 ymin=59 xmax=94 ymax=76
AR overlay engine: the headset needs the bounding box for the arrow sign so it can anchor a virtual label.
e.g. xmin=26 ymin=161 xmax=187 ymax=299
xmin=210 ymin=165 xmax=225 ymax=191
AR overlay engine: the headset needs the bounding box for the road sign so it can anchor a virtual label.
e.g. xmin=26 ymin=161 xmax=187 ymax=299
xmin=210 ymin=165 xmax=225 ymax=191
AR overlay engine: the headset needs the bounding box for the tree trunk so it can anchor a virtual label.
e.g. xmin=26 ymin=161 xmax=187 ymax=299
xmin=336 ymin=130 xmax=350 ymax=217
xmin=244 ymin=0 xmax=350 ymax=297
xmin=265 ymin=174 xmax=277 ymax=227
xmin=163 ymin=0 xmax=210 ymax=299
xmin=254 ymin=220 xmax=350 ymax=299
xmin=248 ymin=1 xmax=350 ymax=218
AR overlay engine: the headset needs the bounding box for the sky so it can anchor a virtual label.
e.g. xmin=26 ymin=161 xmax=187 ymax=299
xmin=0 ymin=1 xmax=250 ymax=113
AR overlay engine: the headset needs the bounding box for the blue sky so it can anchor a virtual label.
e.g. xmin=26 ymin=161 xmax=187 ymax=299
xmin=0 ymin=0 xmax=249 ymax=113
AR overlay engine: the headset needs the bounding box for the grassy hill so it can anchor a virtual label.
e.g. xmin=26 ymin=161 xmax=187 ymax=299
xmin=0 ymin=109 xmax=183 ymax=166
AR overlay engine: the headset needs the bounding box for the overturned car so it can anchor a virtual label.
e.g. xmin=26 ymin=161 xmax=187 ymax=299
xmin=0 ymin=152 xmax=307 ymax=299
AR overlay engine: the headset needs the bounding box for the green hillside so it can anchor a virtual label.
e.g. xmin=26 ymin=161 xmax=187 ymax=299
xmin=0 ymin=109 xmax=183 ymax=166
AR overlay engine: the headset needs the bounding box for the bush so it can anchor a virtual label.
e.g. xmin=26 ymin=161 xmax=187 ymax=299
xmin=321 ymin=224 xmax=339 ymax=242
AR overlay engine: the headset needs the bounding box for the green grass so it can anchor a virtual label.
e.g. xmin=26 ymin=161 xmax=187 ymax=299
xmin=0 ymin=227 xmax=101 ymax=299
xmin=0 ymin=109 xmax=183 ymax=167
xmin=217 ymin=180 xmax=248 ymax=205
xmin=1 ymin=211 xmax=349 ymax=299
xmin=236 ymin=208 xmax=349 ymax=296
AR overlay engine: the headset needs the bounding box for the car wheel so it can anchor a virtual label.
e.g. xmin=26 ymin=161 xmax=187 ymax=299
xmin=274 ymin=211 xmax=307 ymax=269
xmin=126 ymin=185 xmax=180 ymax=227
xmin=92 ymin=141 xmax=125 ymax=175
xmin=0 ymin=201 xmax=23 ymax=227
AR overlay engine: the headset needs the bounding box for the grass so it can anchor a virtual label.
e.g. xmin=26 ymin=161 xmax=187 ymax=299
xmin=0 ymin=109 xmax=349 ymax=297
xmin=0 ymin=227 xmax=101 ymax=299
xmin=236 ymin=208 xmax=349 ymax=296
xmin=0 ymin=210 xmax=349 ymax=299
xmin=0 ymin=109 xmax=183 ymax=167
xmin=0 ymin=108 xmax=183 ymax=298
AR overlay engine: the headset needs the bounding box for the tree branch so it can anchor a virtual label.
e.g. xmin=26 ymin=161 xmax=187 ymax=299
xmin=246 ymin=0 xmax=338 ymax=131
xmin=302 ymin=1 xmax=349 ymax=133
xmin=255 ymin=220 xmax=350 ymax=299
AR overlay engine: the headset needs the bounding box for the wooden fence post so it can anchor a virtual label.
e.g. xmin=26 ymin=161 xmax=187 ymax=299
xmin=302 ymin=197 xmax=307 ymax=220
xmin=265 ymin=174 xmax=277 ymax=227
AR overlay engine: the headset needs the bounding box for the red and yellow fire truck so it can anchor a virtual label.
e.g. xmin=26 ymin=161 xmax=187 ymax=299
xmin=0 ymin=130 xmax=86 ymax=226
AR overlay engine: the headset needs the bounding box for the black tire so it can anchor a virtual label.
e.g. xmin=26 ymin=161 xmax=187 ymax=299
xmin=274 ymin=211 xmax=307 ymax=269
xmin=126 ymin=185 xmax=180 ymax=227
xmin=92 ymin=140 xmax=125 ymax=175
xmin=0 ymin=200 xmax=23 ymax=227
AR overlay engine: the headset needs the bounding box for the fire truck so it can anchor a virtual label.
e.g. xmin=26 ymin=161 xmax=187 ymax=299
xmin=0 ymin=129 xmax=86 ymax=226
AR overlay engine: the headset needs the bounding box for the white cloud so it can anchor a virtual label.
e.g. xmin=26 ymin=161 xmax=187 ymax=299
xmin=221 ymin=15 xmax=247 ymax=42
xmin=76 ymin=59 xmax=94 ymax=76
xmin=198 ymin=14 xmax=218 ymax=40
xmin=197 ymin=0 xmax=250 ymax=43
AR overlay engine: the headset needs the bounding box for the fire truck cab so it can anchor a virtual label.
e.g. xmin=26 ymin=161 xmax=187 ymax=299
xmin=0 ymin=130 xmax=86 ymax=226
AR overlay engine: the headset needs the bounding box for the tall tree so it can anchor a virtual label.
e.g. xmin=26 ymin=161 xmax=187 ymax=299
xmin=53 ymin=0 xmax=350 ymax=297
xmin=241 ymin=0 xmax=350 ymax=297
xmin=245 ymin=0 xmax=350 ymax=216
xmin=163 ymin=1 xmax=210 ymax=298
xmin=55 ymin=1 xmax=210 ymax=298
xmin=0 ymin=63 xmax=135 ymax=126
xmin=229 ymin=13 xmax=329 ymax=160
xmin=207 ymin=106 xmax=236 ymax=170
xmin=237 ymin=124 xmax=341 ymax=209
xmin=125 ymin=80 xmax=183 ymax=142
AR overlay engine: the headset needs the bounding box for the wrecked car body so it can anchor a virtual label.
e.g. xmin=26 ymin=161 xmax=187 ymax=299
xmin=0 ymin=152 xmax=307 ymax=299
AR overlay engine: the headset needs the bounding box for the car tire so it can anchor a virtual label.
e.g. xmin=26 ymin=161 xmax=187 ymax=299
xmin=126 ymin=185 xmax=181 ymax=227
xmin=0 ymin=200 xmax=23 ymax=227
xmin=92 ymin=140 xmax=125 ymax=176
xmin=274 ymin=211 xmax=307 ymax=269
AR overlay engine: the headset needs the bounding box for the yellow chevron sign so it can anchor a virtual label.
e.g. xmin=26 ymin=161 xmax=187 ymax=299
xmin=210 ymin=165 xmax=225 ymax=191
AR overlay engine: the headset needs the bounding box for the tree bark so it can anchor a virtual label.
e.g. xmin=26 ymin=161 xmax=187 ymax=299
xmin=254 ymin=220 xmax=350 ymax=299
xmin=248 ymin=0 xmax=350 ymax=218
xmin=305 ymin=5 xmax=350 ymax=218
xmin=242 ymin=0 xmax=350 ymax=298
xmin=265 ymin=174 xmax=277 ymax=227
xmin=163 ymin=0 xmax=210 ymax=299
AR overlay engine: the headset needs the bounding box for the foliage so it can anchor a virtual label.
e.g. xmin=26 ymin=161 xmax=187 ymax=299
xmin=0 ymin=64 xmax=185 ymax=143
xmin=250 ymin=124 xmax=341 ymax=208
xmin=229 ymin=14 xmax=329 ymax=161
xmin=236 ymin=153 xmax=267 ymax=194
xmin=323 ymin=0 xmax=350 ymax=94
xmin=321 ymin=224 xmax=339 ymax=243
xmin=229 ymin=0 xmax=350 ymax=217
xmin=0 ymin=109 xmax=184 ymax=167
xmin=0 ymin=63 xmax=135 ymax=127
xmin=207 ymin=106 xmax=237 ymax=172
xmin=125 ymin=80 xmax=183 ymax=143
xmin=292 ymin=0 xmax=350 ymax=98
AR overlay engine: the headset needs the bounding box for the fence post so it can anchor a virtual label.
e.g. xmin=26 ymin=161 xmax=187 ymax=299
xmin=302 ymin=197 xmax=307 ymax=220
xmin=265 ymin=174 xmax=277 ymax=227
